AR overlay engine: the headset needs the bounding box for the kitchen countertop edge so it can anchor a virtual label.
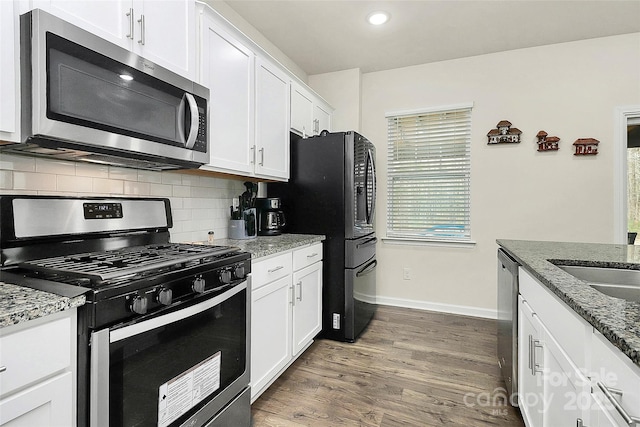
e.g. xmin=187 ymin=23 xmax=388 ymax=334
xmin=208 ymin=233 xmax=326 ymax=259
xmin=497 ymin=239 xmax=640 ymax=368
xmin=0 ymin=282 xmax=86 ymax=329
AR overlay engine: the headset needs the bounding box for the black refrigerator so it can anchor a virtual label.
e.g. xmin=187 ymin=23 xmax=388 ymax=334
xmin=269 ymin=130 xmax=377 ymax=342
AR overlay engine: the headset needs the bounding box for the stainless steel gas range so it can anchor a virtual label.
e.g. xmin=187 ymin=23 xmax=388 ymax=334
xmin=0 ymin=196 xmax=251 ymax=427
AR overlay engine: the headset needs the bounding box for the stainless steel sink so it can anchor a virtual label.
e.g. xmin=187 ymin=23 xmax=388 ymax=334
xmin=557 ymin=265 xmax=640 ymax=302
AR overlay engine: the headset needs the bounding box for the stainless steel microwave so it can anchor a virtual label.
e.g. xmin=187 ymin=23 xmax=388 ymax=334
xmin=11 ymin=9 xmax=209 ymax=170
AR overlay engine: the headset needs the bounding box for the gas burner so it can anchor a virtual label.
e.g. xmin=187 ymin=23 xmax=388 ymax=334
xmin=18 ymin=243 xmax=240 ymax=286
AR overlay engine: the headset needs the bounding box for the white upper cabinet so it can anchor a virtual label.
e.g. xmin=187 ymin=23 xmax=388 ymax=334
xmin=197 ymin=3 xmax=291 ymax=181
xmin=198 ymin=10 xmax=255 ymax=175
xmin=0 ymin=0 xmax=19 ymax=142
xmin=30 ymin=0 xmax=196 ymax=79
xmin=290 ymin=81 xmax=332 ymax=137
xmin=255 ymin=57 xmax=290 ymax=180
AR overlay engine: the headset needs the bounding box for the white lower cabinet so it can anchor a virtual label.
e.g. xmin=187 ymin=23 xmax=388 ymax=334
xmin=0 ymin=309 xmax=77 ymax=427
xmin=517 ymin=266 xmax=640 ymax=427
xmin=250 ymin=243 xmax=323 ymax=402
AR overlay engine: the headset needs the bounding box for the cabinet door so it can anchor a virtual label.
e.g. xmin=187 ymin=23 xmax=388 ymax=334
xmin=134 ymin=0 xmax=195 ymax=79
xmin=541 ymin=325 xmax=590 ymax=427
xmin=251 ymin=275 xmax=292 ymax=401
xmin=313 ymin=103 xmax=331 ymax=135
xmin=0 ymin=0 xmax=18 ymax=140
xmin=255 ymin=57 xmax=290 ymax=180
xmin=199 ymin=12 xmax=254 ymax=175
xmin=292 ymin=262 xmax=322 ymax=355
xmin=0 ymin=372 xmax=73 ymax=427
xmin=31 ymin=0 xmax=131 ymax=49
xmin=290 ymin=83 xmax=314 ymax=137
xmin=518 ymin=296 xmax=544 ymax=427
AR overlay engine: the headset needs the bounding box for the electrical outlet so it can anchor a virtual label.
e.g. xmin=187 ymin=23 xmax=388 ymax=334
xmin=403 ymin=267 xmax=411 ymax=280
xmin=332 ymin=313 xmax=340 ymax=329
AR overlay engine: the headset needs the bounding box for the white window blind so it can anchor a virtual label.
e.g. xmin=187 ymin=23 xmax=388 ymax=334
xmin=386 ymin=105 xmax=472 ymax=242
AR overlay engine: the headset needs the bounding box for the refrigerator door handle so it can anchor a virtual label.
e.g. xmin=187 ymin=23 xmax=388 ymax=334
xmin=356 ymin=237 xmax=378 ymax=248
xmin=356 ymin=259 xmax=377 ymax=277
xmin=365 ymin=148 xmax=376 ymax=224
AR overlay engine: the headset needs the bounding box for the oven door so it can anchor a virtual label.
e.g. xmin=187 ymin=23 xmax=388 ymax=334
xmin=90 ymin=281 xmax=250 ymax=427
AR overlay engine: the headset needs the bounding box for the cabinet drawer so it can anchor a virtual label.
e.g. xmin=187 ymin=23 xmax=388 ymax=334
xmin=293 ymin=243 xmax=323 ymax=271
xmin=519 ymin=267 xmax=590 ymax=369
xmin=591 ymin=331 xmax=640 ymax=425
xmin=0 ymin=315 xmax=72 ymax=397
xmin=252 ymin=252 xmax=292 ymax=290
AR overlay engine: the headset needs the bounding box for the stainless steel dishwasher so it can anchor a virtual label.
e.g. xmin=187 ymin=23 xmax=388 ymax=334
xmin=497 ymin=248 xmax=520 ymax=406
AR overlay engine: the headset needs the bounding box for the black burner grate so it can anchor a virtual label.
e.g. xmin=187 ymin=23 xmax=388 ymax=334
xmin=18 ymin=243 xmax=238 ymax=284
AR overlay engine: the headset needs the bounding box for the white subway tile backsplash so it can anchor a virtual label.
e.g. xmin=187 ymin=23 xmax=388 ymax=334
xmin=124 ymin=181 xmax=151 ymax=195
xmin=0 ymin=154 xmax=36 ymax=172
xmin=92 ymin=178 xmax=124 ymax=194
xmin=0 ymin=171 xmax=13 ymax=189
xmin=2 ymin=156 xmax=245 ymax=243
xmin=36 ymin=158 xmax=76 ymax=175
xmin=13 ymin=171 xmax=57 ymax=191
xmin=57 ymin=174 xmax=93 ymax=192
xmin=172 ymin=185 xmax=191 ymax=198
xmin=161 ymin=172 xmax=183 ymax=185
xmin=137 ymin=170 xmax=163 ymax=184
xmin=76 ymin=162 xmax=109 ymax=178
xmin=109 ymin=166 xmax=139 ymax=181
xmin=149 ymin=183 xmax=173 ymax=197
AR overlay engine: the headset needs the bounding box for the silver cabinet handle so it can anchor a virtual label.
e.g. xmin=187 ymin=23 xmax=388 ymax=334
xmin=0 ymin=366 xmax=6 ymax=373
xmin=597 ymin=382 xmax=640 ymax=425
xmin=126 ymin=8 xmax=134 ymax=39
xmin=306 ymin=253 xmax=318 ymax=258
xmin=250 ymin=146 xmax=256 ymax=164
xmin=576 ymin=418 xmax=585 ymax=427
xmin=296 ymin=281 xmax=303 ymax=301
xmin=258 ymin=147 xmax=264 ymax=166
xmin=528 ymin=334 xmax=533 ymax=373
xmin=137 ymin=14 xmax=145 ymax=45
xmin=532 ymin=339 xmax=544 ymax=374
xmin=267 ymin=265 xmax=284 ymax=273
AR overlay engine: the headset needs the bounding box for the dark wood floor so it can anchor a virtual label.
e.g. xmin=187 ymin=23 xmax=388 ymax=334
xmin=251 ymin=305 xmax=524 ymax=427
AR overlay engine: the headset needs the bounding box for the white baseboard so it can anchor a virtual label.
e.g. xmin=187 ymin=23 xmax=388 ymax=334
xmin=375 ymin=295 xmax=498 ymax=320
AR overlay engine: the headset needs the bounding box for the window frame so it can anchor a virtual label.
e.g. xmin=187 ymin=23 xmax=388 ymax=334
xmin=384 ymin=102 xmax=474 ymax=246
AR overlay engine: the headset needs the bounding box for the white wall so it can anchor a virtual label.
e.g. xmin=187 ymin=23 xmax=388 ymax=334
xmin=0 ymin=154 xmax=245 ymax=243
xmin=312 ymin=33 xmax=640 ymax=317
xmin=309 ymin=68 xmax=362 ymax=132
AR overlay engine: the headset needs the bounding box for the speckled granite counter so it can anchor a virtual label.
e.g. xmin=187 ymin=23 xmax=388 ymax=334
xmin=497 ymin=239 xmax=640 ymax=368
xmin=0 ymin=282 xmax=86 ymax=329
xmin=207 ymin=233 xmax=325 ymax=259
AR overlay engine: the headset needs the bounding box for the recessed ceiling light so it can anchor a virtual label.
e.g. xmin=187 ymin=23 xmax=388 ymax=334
xmin=367 ymin=11 xmax=390 ymax=26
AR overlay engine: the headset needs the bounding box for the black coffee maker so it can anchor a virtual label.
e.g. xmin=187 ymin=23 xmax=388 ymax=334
xmin=255 ymin=198 xmax=286 ymax=236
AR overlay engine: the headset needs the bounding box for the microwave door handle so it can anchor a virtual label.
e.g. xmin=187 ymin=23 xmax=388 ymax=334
xmin=183 ymin=93 xmax=199 ymax=149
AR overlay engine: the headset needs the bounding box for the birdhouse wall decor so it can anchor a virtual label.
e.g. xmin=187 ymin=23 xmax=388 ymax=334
xmin=536 ymin=130 xmax=560 ymax=151
xmin=487 ymin=120 xmax=522 ymax=144
xmin=573 ymin=138 xmax=599 ymax=155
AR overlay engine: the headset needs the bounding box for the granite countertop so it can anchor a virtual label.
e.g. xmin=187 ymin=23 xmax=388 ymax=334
xmin=0 ymin=282 xmax=86 ymax=329
xmin=205 ymin=233 xmax=325 ymax=259
xmin=497 ymin=239 xmax=640 ymax=368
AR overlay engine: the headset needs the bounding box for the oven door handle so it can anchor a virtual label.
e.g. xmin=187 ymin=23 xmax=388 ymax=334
xmin=110 ymin=281 xmax=247 ymax=343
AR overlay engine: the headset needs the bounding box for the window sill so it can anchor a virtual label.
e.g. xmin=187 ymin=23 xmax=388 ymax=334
xmin=382 ymin=237 xmax=477 ymax=248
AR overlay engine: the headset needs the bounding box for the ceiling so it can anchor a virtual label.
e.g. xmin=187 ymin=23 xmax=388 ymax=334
xmin=224 ymin=0 xmax=640 ymax=76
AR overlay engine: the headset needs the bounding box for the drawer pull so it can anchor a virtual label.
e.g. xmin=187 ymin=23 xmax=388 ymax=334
xmin=0 ymin=366 xmax=6 ymax=373
xmin=306 ymin=253 xmax=318 ymax=258
xmin=597 ymin=382 xmax=640 ymax=425
xmin=296 ymin=281 xmax=303 ymax=301
xmin=268 ymin=265 xmax=284 ymax=273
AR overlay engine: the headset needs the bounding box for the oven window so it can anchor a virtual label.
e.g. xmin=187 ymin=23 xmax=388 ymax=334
xmin=108 ymin=289 xmax=246 ymax=427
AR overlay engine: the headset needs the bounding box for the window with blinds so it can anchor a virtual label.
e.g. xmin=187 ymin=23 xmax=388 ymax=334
xmin=386 ymin=104 xmax=472 ymax=242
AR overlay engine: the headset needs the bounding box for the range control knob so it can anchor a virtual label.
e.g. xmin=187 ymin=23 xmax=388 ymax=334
xmin=233 ymin=265 xmax=246 ymax=280
xmin=129 ymin=295 xmax=148 ymax=315
xmin=192 ymin=276 xmax=206 ymax=294
xmin=219 ymin=269 xmax=232 ymax=285
xmin=156 ymin=288 xmax=173 ymax=306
